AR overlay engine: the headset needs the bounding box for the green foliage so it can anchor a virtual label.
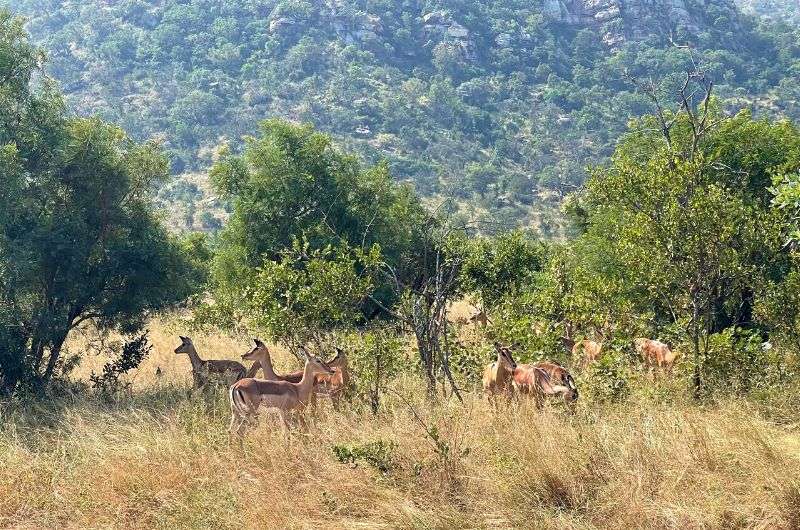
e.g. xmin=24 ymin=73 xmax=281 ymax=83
xmin=89 ymin=332 xmax=153 ymax=394
xmin=771 ymin=171 xmax=800 ymax=245
xmin=575 ymin=109 xmax=800 ymax=392
xmin=578 ymin=351 xmax=631 ymax=404
xmin=332 ymin=439 xmax=396 ymax=474
xmin=460 ymin=230 xmax=545 ymax=309
xmin=343 ymin=327 xmax=408 ymax=413
xmin=754 ymin=254 xmax=800 ymax=354
xmin=246 ymin=242 xmax=380 ymax=346
xmin=206 ymin=119 xmax=431 ymax=341
xmin=447 ymin=338 xmax=488 ymax=387
xmin=703 ymin=327 xmax=794 ymax=394
xmin=0 ymin=12 xmax=199 ymax=392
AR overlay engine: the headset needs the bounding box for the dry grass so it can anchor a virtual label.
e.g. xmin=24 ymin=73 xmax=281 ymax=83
xmin=1 ymin=320 xmax=799 ymax=529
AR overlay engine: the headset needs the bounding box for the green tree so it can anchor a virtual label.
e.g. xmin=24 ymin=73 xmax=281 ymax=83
xmin=206 ymin=119 xmax=430 ymax=338
xmin=0 ymin=12 xmax=198 ymax=392
xmin=460 ymin=230 xmax=545 ymax=310
xmin=580 ymin=98 xmax=800 ymax=395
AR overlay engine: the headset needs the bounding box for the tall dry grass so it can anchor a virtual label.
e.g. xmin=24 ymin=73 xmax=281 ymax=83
xmin=1 ymin=320 xmax=799 ymax=529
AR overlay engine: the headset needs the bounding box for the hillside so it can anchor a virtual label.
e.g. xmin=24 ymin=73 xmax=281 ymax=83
xmin=5 ymin=0 xmax=800 ymax=231
xmin=736 ymin=0 xmax=800 ymax=24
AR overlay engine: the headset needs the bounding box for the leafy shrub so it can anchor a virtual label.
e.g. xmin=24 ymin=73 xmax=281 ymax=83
xmin=89 ymin=332 xmax=153 ymax=393
xmin=344 ymin=328 xmax=408 ymax=413
xmin=332 ymin=440 xmax=396 ymax=474
xmin=578 ymin=350 xmax=631 ymax=403
xmin=704 ymin=327 xmax=794 ymax=395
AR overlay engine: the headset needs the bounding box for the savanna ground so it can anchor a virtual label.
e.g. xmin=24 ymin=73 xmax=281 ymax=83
xmin=1 ymin=315 xmax=800 ymax=529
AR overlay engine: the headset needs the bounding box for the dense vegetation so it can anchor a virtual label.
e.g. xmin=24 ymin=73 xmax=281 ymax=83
xmin=4 ymin=0 xmax=800 ymax=230
xmin=2 ymin=7 xmax=800 ymax=526
xmin=0 ymin=11 xmax=200 ymax=393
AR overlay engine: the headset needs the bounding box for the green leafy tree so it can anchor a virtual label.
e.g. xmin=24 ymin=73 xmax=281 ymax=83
xmin=206 ymin=119 xmax=430 ymax=338
xmin=0 ymin=12 xmax=198 ymax=392
xmin=460 ymin=230 xmax=545 ymax=310
xmin=580 ymin=90 xmax=800 ymax=395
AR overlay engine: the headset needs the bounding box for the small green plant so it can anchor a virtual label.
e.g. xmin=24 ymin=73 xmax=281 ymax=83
xmin=332 ymin=440 xmax=396 ymax=474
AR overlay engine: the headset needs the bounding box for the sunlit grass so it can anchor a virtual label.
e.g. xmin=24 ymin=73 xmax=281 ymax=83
xmin=1 ymin=320 xmax=799 ymax=528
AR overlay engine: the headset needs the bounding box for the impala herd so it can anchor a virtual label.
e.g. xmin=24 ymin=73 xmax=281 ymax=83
xmin=172 ymin=327 xmax=679 ymax=439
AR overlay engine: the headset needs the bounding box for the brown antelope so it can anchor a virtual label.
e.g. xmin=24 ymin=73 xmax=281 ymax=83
xmin=512 ymin=364 xmax=574 ymax=407
xmin=635 ymin=338 xmax=680 ymax=373
xmin=243 ymin=339 xmax=349 ymax=407
xmin=313 ymin=346 xmax=350 ymax=408
xmin=469 ymin=309 xmax=490 ymax=327
xmin=569 ymin=318 xmax=614 ymax=368
xmin=482 ymin=343 xmax=517 ymax=403
xmin=532 ymin=360 xmax=578 ymax=403
xmin=228 ymin=355 xmax=334 ymax=437
xmin=572 ymin=339 xmax=603 ymax=368
xmin=241 ymin=339 xmax=302 ymax=383
xmin=174 ymin=336 xmax=246 ymax=388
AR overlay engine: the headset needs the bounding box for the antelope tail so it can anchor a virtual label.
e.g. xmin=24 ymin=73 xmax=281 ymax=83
xmin=229 ymin=384 xmax=251 ymax=415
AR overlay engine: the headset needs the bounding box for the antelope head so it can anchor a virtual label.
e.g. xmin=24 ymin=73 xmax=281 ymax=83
xmin=174 ymin=336 xmax=194 ymax=354
xmin=307 ymin=354 xmax=336 ymax=377
xmin=493 ymin=342 xmax=517 ymax=371
xmin=329 ymin=346 xmax=348 ymax=366
xmin=242 ymin=338 xmax=269 ymax=361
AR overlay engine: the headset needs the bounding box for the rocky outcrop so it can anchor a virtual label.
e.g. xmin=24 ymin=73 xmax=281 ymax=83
xmin=422 ymin=10 xmax=476 ymax=59
xmin=544 ymin=0 xmax=743 ymax=46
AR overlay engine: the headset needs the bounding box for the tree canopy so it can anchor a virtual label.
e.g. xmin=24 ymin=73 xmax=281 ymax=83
xmin=0 ymin=10 xmax=199 ymax=392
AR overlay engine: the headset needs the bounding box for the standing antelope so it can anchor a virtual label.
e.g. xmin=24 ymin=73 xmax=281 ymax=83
xmin=532 ymin=360 xmax=578 ymax=403
xmin=174 ymin=336 xmax=246 ymax=388
xmin=482 ymin=343 xmax=517 ymax=403
xmin=572 ymin=339 xmax=603 ymax=368
xmin=244 ymin=340 xmax=350 ymax=407
xmin=228 ymin=355 xmax=334 ymax=437
xmin=512 ymin=364 xmax=574 ymax=408
xmin=313 ymin=347 xmax=350 ymax=408
xmin=241 ymin=339 xmax=302 ymax=383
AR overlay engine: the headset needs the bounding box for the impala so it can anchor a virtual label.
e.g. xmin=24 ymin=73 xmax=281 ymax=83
xmin=228 ymin=355 xmax=334 ymax=437
xmin=312 ymin=347 xmax=350 ymax=408
xmin=174 ymin=336 xmax=246 ymax=388
xmin=512 ymin=364 xmax=573 ymax=408
xmin=572 ymin=339 xmax=603 ymax=368
xmin=482 ymin=343 xmax=517 ymax=403
xmin=244 ymin=339 xmax=350 ymax=407
xmin=241 ymin=339 xmax=302 ymax=383
xmin=635 ymin=338 xmax=680 ymax=373
xmin=532 ymin=360 xmax=579 ymax=403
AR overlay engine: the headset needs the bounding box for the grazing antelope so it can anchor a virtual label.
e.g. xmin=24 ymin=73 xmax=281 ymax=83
xmin=532 ymin=360 xmax=578 ymax=403
xmin=635 ymin=338 xmax=680 ymax=373
xmin=482 ymin=343 xmax=517 ymax=403
xmin=512 ymin=364 xmax=574 ymax=408
xmin=174 ymin=336 xmax=246 ymax=388
xmin=228 ymin=355 xmax=335 ymax=437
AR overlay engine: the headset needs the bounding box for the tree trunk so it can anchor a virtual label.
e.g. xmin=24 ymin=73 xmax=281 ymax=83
xmin=41 ymin=330 xmax=69 ymax=383
xmin=692 ymin=299 xmax=702 ymax=400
